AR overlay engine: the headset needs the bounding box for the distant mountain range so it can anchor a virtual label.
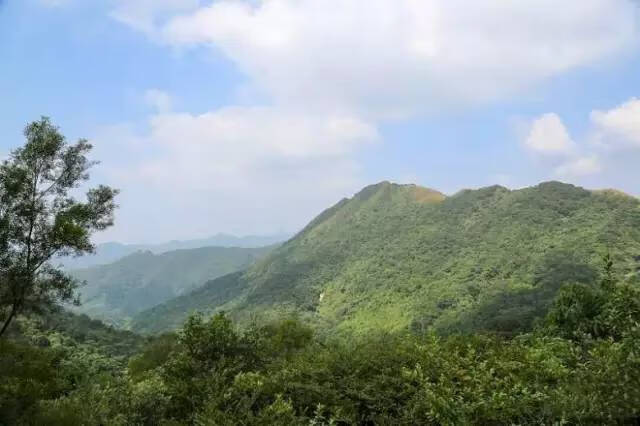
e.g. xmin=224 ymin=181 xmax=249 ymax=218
xmin=130 ymin=181 xmax=640 ymax=335
xmin=58 ymin=232 xmax=290 ymax=270
xmin=70 ymin=245 xmax=277 ymax=326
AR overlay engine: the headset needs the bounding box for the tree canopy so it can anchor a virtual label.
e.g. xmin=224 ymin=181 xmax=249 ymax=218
xmin=0 ymin=117 xmax=118 ymax=337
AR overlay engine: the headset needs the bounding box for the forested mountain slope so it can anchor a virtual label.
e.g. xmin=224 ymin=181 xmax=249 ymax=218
xmin=59 ymin=233 xmax=288 ymax=269
xmin=71 ymin=245 xmax=275 ymax=325
xmin=132 ymin=181 xmax=640 ymax=335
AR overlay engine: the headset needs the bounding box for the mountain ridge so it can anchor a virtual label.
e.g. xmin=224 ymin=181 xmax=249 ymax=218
xmin=71 ymin=245 xmax=276 ymax=325
xmin=58 ymin=232 xmax=290 ymax=269
xmin=131 ymin=181 xmax=640 ymax=335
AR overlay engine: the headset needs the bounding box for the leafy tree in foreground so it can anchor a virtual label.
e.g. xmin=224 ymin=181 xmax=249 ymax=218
xmin=544 ymin=253 xmax=640 ymax=341
xmin=0 ymin=117 xmax=118 ymax=337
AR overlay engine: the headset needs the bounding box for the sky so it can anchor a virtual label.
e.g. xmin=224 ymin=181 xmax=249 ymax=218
xmin=1 ymin=0 xmax=639 ymax=244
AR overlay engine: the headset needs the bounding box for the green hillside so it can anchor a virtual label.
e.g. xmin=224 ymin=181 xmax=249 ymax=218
xmin=131 ymin=181 xmax=640 ymax=335
xmin=58 ymin=233 xmax=289 ymax=269
xmin=71 ymin=245 xmax=275 ymax=325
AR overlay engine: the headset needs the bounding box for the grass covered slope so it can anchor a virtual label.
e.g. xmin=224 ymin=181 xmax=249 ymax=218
xmin=132 ymin=181 xmax=640 ymax=335
xmin=71 ymin=245 xmax=275 ymax=325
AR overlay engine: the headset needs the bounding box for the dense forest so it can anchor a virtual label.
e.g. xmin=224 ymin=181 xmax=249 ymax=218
xmin=3 ymin=258 xmax=640 ymax=424
xmin=2 ymin=119 xmax=640 ymax=424
xmin=69 ymin=245 xmax=275 ymax=326
xmin=132 ymin=181 xmax=640 ymax=336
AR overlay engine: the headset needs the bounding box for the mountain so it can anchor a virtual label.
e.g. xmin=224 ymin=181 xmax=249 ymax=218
xmin=70 ymin=245 xmax=275 ymax=325
xmin=131 ymin=181 xmax=640 ymax=335
xmin=58 ymin=233 xmax=290 ymax=269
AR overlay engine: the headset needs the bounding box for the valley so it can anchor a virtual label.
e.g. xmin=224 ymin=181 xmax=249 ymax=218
xmin=4 ymin=4 xmax=640 ymax=420
xmin=69 ymin=245 xmax=277 ymax=326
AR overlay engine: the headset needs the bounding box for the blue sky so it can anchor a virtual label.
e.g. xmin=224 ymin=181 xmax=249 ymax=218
xmin=1 ymin=0 xmax=639 ymax=243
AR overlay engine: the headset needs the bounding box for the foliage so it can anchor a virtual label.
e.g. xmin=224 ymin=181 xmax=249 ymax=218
xmin=26 ymin=310 xmax=145 ymax=358
xmin=70 ymin=245 xmax=274 ymax=326
xmin=0 ymin=117 xmax=118 ymax=337
xmin=132 ymin=271 xmax=249 ymax=334
xmin=3 ymin=172 xmax=640 ymax=424
xmin=0 ymin=339 xmax=67 ymax=423
xmin=133 ymin=181 xmax=640 ymax=335
xmin=0 ymin=310 xmax=139 ymax=425
xmin=544 ymin=255 xmax=640 ymax=342
xmin=4 ymin=261 xmax=640 ymax=425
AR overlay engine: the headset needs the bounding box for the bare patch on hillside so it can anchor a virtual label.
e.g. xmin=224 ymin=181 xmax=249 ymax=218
xmin=410 ymin=186 xmax=446 ymax=204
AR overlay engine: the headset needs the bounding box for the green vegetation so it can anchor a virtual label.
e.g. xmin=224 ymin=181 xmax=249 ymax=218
xmin=132 ymin=181 xmax=640 ymax=335
xmin=58 ymin=233 xmax=289 ymax=270
xmin=0 ymin=309 xmax=144 ymax=425
xmin=70 ymin=245 xmax=275 ymax=325
xmin=3 ymin=118 xmax=640 ymax=424
xmin=0 ymin=117 xmax=117 ymax=337
xmin=2 ymin=258 xmax=640 ymax=424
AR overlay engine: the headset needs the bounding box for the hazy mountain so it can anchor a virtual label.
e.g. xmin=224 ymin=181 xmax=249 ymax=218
xmin=70 ymin=245 xmax=276 ymax=325
xmin=58 ymin=233 xmax=290 ymax=270
xmin=131 ymin=181 xmax=640 ymax=335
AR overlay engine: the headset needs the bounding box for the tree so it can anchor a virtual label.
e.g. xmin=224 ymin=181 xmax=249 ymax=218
xmin=599 ymin=252 xmax=615 ymax=292
xmin=0 ymin=117 xmax=118 ymax=337
xmin=543 ymin=253 xmax=640 ymax=342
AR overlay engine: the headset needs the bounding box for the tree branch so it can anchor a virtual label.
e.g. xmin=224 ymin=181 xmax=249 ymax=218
xmin=0 ymin=303 xmax=17 ymax=337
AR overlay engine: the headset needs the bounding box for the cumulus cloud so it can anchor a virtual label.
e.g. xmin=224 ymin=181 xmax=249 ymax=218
xmin=524 ymin=113 xmax=575 ymax=156
xmin=523 ymin=112 xmax=601 ymax=178
xmin=92 ymin=107 xmax=377 ymax=241
xmin=555 ymin=155 xmax=602 ymax=178
xmin=591 ymin=97 xmax=640 ymax=147
xmin=103 ymin=1 xmax=640 ymax=239
xmin=110 ymin=0 xmax=201 ymax=34
xmin=133 ymin=107 xmax=377 ymax=189
xmin=524 ymin=98 xmax=640 ymax=180
xmin=157 ymin=0 xmax=640 ymax=118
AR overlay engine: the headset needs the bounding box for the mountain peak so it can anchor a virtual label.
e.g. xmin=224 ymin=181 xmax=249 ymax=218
xmin=131 ymin=180 xmax=640 ymax=335
xmin=353 ymin=181 xmax=445 ymax=203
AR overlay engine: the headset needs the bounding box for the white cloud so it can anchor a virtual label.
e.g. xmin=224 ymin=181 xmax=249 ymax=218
xmin=103 ymin=1 xmax=640 ymax=239
xmin=590 ymin=97 xmax=640 ymax=147
xmin=144 ymin=89 xmax=173 ymax=113
xmin=522 ymin=112 xmax=602 ymax=178
xmin=139 ymin=107 xmax=376 ymax=173
xmin=555 ymin=155 xmax=602 ymax=177
xmin=92 ymin=106 xmax=377 ymax=242
xmin=523 ymin=97 xmax=640 ymax=180
xmin=158 ymin=0 xmax=639 ymax=118
xmin=524 ymin=113 xmax=575 ymax=156
xmin=111 ymin=0 xmax=201 ymax=34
